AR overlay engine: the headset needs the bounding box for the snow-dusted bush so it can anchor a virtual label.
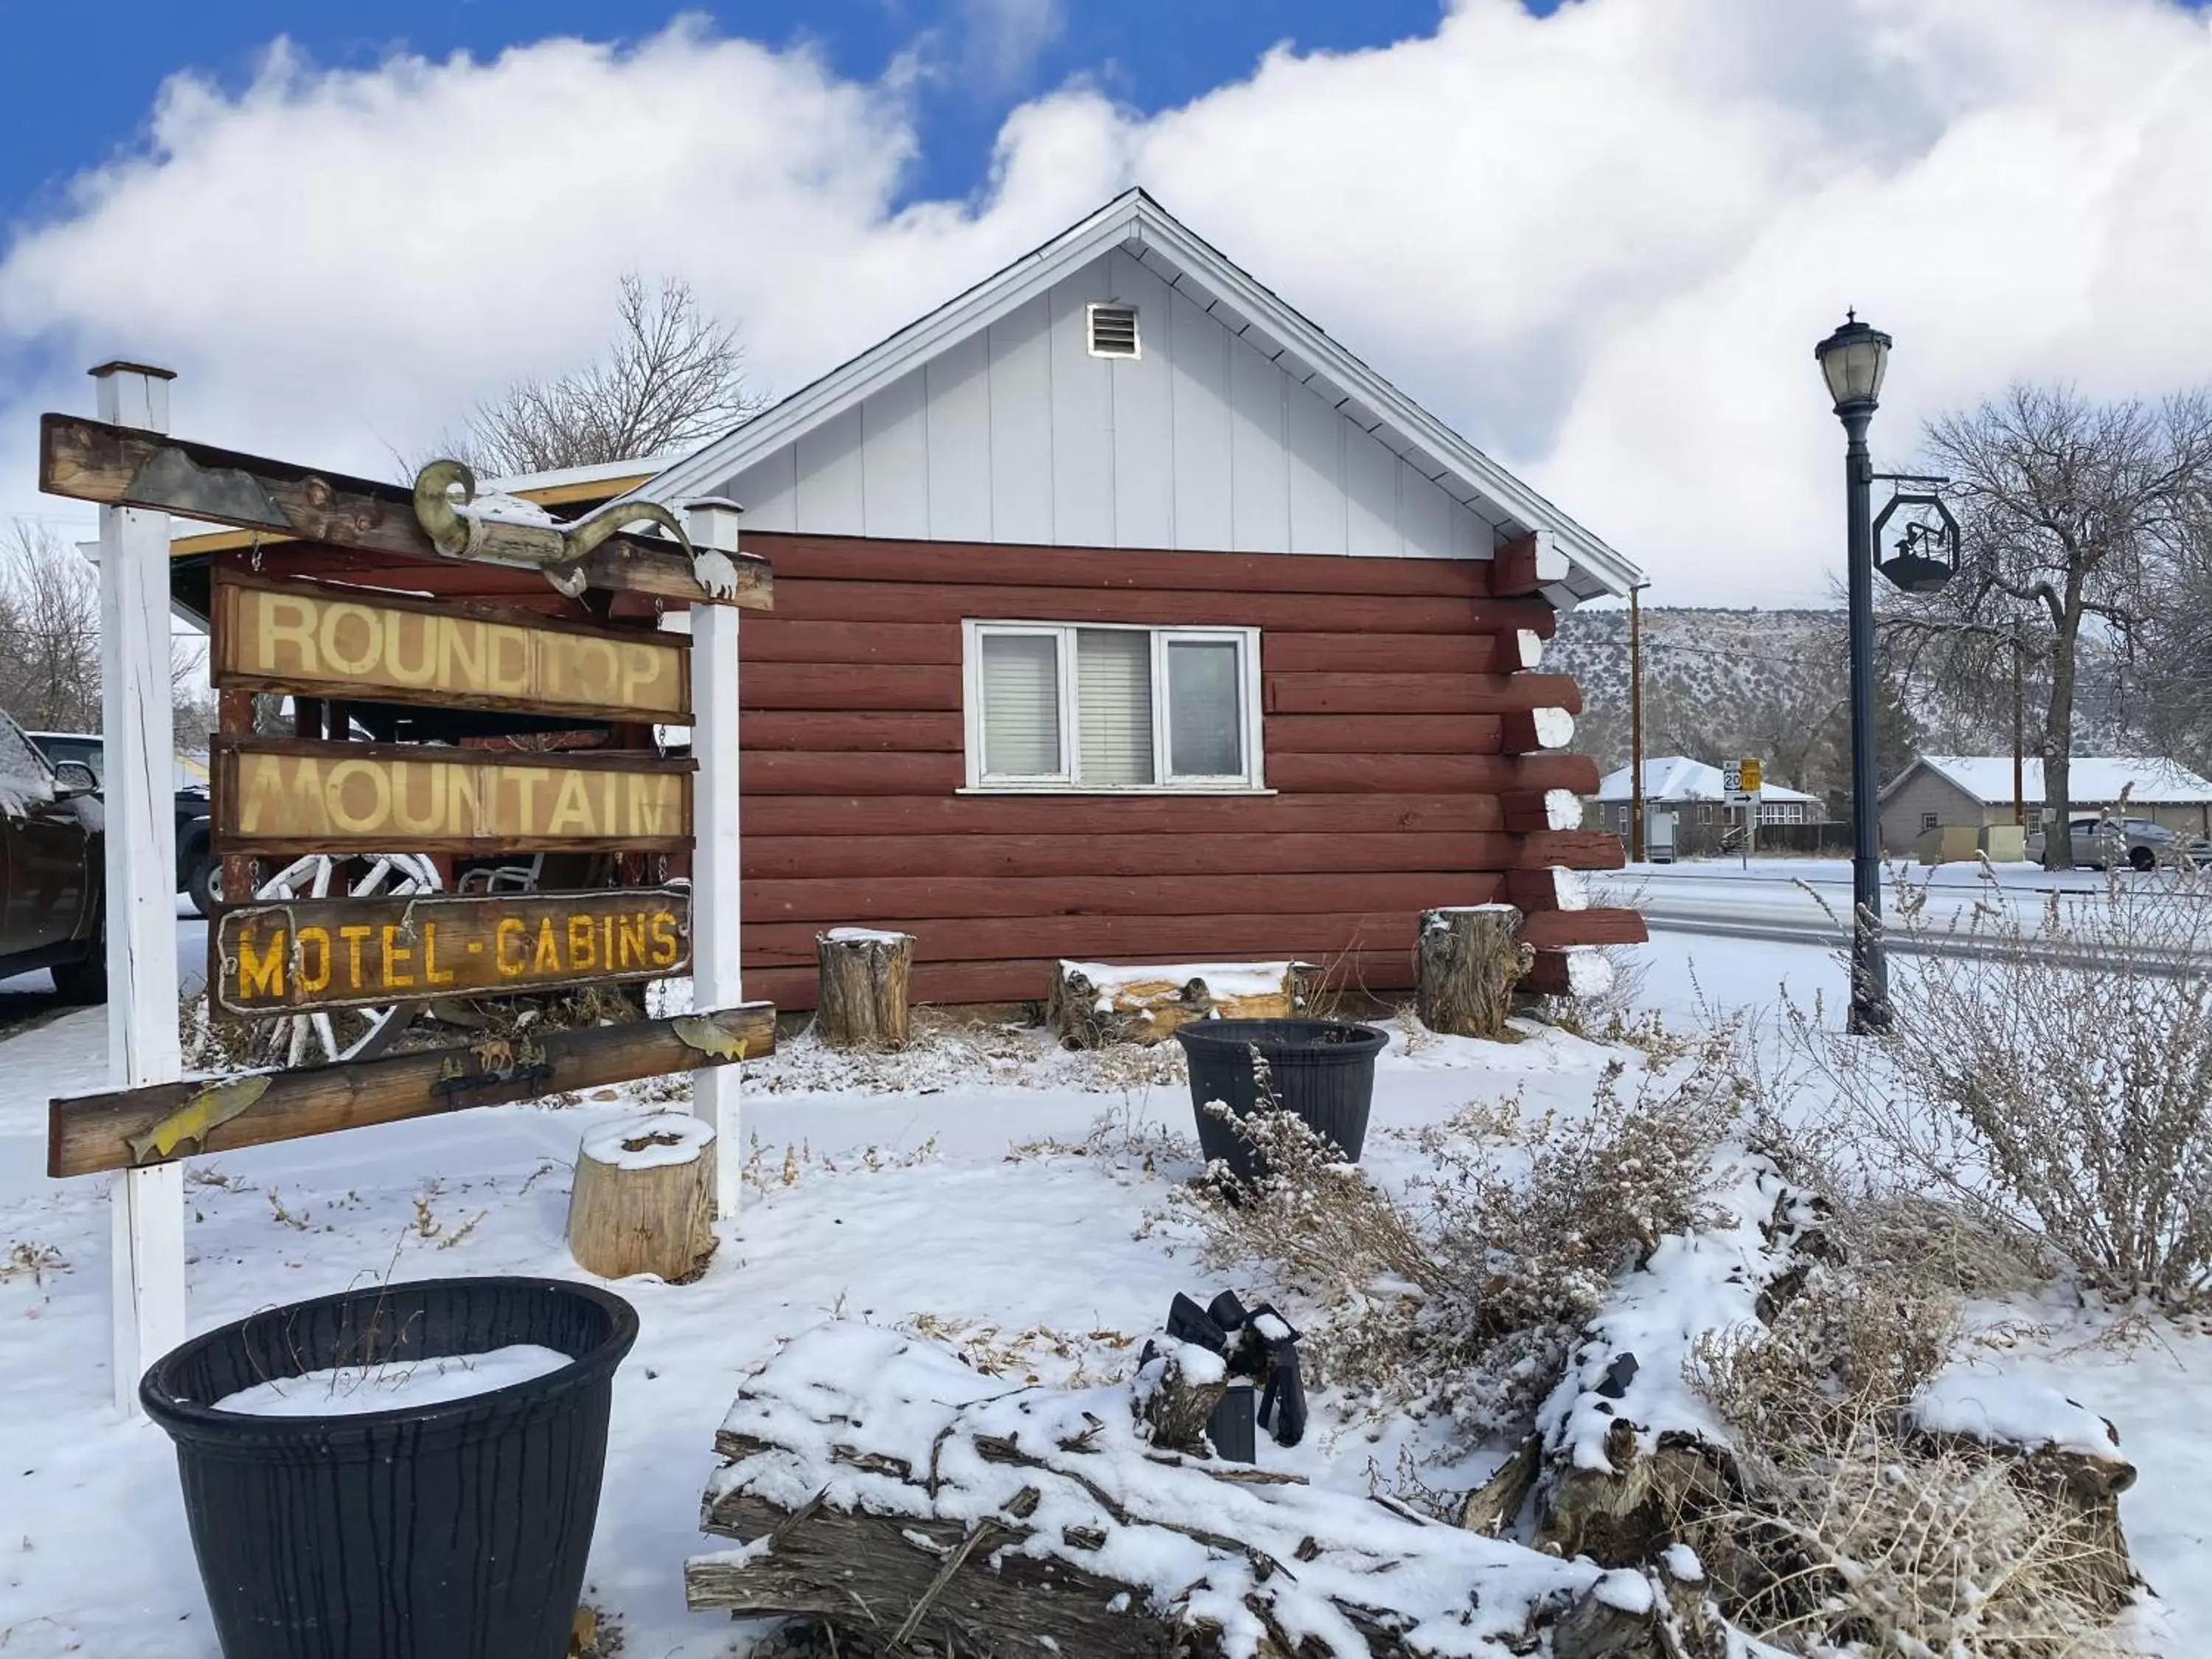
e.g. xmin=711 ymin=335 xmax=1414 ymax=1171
xmin=1688 ymin=1271 xmax=2129 ymax=1658
xmin=1820 ymin=863 xmax=2212 ymax=1307
xmin=1173 ymin=1039 xmax=1736 ymax=1437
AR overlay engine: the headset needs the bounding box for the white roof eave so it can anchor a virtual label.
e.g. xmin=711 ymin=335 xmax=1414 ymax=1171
xmin=634 ymin=191 xmax=1639 ymax=599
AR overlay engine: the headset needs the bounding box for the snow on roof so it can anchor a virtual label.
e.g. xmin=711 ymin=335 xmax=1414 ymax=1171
xmin=1594 ymin=756 xmax=1820 ymax=804
xmin=636 ymin=189 xmax=1638 ymax=599
xmin=1885 ymin=755 xmax=2212 ymax=807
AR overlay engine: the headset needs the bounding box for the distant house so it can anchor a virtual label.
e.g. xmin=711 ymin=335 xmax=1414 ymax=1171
xmin=1878 ymin=756 xmax=2212 ymax=850
xmin=1593 ymin=757 xmax=1824 ymax=835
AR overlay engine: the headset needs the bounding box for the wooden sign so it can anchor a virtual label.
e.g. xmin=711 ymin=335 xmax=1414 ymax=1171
xmin=36 ymin=413 xmax=771 ymax=609
xmin=212 ymin=570 xmax=691 ymax=723
xmin=213 ymin=887 xmax=692 ymax=1015
xmin=214 ymin=738 xmax=693 ymax=854
xmin=48 ymin=1001 xmax=776 ymax=1177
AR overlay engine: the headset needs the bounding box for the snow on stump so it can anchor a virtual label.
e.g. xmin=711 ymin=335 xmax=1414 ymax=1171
xmin=814 ymin=928 xmax=915 ymax=1050
xmin=1534 ymin=1155 xmax=1829 ymax=1571
xmin=1046 ymin=959 xmax=1310 ymax=1049
xmin=685 ymin=1322 xmax=1663 ymax=1658
xmin=1904 ymin=1375 xmax=2140 ymax=1613
xmin=566 ymin=1111 xmax=717 ymax=1284
xmin=1416 ymin=905 xmax=1532 ymax=1039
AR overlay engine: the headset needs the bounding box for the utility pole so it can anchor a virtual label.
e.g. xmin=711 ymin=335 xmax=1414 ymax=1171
xmin=1628 ymin=582 xmax=1647 ymax=861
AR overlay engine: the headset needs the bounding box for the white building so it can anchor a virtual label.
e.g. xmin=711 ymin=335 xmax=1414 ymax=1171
xmin=1593 ymin=756 xmax=1824 ymax=835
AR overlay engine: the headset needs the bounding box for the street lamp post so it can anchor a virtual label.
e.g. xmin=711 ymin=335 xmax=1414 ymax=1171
xmin=1816 ymin=313 xmax=1893 ymax=1035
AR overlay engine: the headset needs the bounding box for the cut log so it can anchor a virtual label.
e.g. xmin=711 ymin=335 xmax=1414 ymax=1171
xmin=1046 ymin=959 xmax=1304 ymax=1048
xmin=1500 ymin=706 xmax=1576 ymax=753
xmin=1501 ymin=788 xmax=1584 ymax=832
xmin=1523 ymin=945 xmax=1615 ymax=1000
xmin=813 ymin=928 xmax=915 ymax=1049
xmin=1505 ymin=866 xmax=1591 ymax=913
xmin=565 ymin=1111 xmax=716 ymax=1283
xmin=686 ymin=1323 xmax=1641 ymax=1658
xmin=1494 ymin=530 xmax=1572 ymax=597
xmin=1416 ymin=905 xmax=1532 ymax=1039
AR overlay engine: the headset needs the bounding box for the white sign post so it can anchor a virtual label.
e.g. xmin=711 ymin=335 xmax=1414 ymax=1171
xmin=93 ymin=362 xmax=187 ymax=1413
xmin=685 ymin=499 xmax=745 ymax=1221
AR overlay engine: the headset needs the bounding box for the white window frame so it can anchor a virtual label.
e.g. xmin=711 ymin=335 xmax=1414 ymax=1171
xmin=961 ymin=619 xmax=1267 ymax=795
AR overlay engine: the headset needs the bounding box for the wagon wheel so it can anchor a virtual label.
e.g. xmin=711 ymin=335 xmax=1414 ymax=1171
xmin=246 ymin=852 xmax=442 ymax=1067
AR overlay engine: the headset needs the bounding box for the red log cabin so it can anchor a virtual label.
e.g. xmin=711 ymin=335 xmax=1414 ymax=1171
xmin=172 ymin=189 xmax=1644 ymax=1012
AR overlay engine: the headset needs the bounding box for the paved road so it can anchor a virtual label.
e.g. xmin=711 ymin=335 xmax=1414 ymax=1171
xmin=1617 ymin=859 xmax=2207 ymax=970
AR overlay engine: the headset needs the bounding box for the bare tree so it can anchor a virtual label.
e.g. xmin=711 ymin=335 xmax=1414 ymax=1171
xmin=1882 ymin=385 xmax=2212 ymax=868
xmin=446 ymin=274 xmax=765 ymax=478
xmin=0 ymin=522 xmax=103 ymax=732
xmin=0 ymin=520 xmax=215 ymax=744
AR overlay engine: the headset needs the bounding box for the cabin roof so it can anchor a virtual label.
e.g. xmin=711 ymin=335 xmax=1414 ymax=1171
xmin=636 ymin=189 xmax=1638 ymax=599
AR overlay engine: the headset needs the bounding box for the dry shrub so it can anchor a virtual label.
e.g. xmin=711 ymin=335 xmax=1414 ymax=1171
xmin=1818 ymin=863 xmax=2212 ymax=1307
xmin=1687 ymin=1268 xmax=2130 ymax=1657
xmin=1171 ymin=1038 xmax=1736 ymax=1437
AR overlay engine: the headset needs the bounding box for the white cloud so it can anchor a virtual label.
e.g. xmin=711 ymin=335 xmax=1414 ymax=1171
xmin=7 ymin=0 xmax=2212 ymax=603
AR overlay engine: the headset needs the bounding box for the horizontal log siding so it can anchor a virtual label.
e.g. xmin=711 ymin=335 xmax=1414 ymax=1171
xmin=734 ymin=535 xmax=1638 ymax=1008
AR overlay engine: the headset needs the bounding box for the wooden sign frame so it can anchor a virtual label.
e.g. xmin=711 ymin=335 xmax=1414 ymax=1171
xmin=211 ymin=567 xmax=692 ymax=725
xmin=48 ymin=1001 xmax=776 ymax=1178
xmin=212 ymin=736 xmax=696 ymax=855
xmin=212 ymin=886 xmax=694 ymax=1016
xmin=37 ymin=412 xmax=772 ymax=609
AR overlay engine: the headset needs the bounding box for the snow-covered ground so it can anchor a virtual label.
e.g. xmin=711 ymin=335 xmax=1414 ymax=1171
xmin=1 ymin=932 xmax=2205 ymax=1655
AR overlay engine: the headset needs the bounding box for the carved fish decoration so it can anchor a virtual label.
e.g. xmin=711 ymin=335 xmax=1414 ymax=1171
xmin=412 ymin=459 xmax=740 ymax=599
xmin=672 ymin=1016 xmax=750 ymax=1062
xmin=128 ymin=1075 xmax=273 ymax=1165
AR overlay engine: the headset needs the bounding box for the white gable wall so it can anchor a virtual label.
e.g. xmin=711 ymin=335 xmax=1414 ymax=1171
xmin=720 ymin=250 xmax=1501 ymax=560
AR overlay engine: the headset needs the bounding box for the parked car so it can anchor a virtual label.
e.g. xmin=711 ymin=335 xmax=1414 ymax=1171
xmin=0 ymin=713 xmax=105 ymax=1000
xmin=2025 ymin=815 xmax=2212 ymax=871
xmin=27 ymin=731 xmax=217 ymax=914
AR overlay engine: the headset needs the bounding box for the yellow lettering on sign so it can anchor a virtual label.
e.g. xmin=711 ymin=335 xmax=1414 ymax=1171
xmin=296 ymin=928 xmax=333 ymax=992
xmin=534 ymin=917 xmax=560 ymax=973
xmin=547 ymin=771 xmax=594 ymax=835
xmin=381 ymin=925 xmax=414 ymax=990
xmin=325 ymin=759 xmax=390 ymax=834
xmin=423 ymin=922 xmax=456 ymax=986
xmin=649 ymin=910 xmax=678 ymax=967
xmin=237 ymin=926 xmax=285 ymax=999
xmin=386 ymin=612 xmax=437 ymax=688
xmin=254 ymin=592 xmax=319 ymax=676
xmin=618 ymin=913 xmax=647 ymax=970
xmin=339 ymin=925 xmax=373 ymax=990
xmin=568 ymin=914 xmax=597 ymax=971
xmin=496 ymin=917 xmax=526 ymax=977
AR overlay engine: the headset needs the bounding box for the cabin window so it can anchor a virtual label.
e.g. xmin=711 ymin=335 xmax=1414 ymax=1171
xmin=961 ymin=622 xmax=1264 ymax=793
xmin=1921 ymin=812 xmax=1940 ymax=832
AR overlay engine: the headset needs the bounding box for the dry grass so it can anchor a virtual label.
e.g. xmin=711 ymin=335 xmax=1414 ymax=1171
xmin=1168 ymin=1035 xmax=1737 ymax=1439
xmin=1812 ymin=861 xmax=2212 ymax=1308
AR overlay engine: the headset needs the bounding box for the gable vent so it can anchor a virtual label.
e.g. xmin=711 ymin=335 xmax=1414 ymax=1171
xmin=1087 ymin=302 xmax=1140 ymax=359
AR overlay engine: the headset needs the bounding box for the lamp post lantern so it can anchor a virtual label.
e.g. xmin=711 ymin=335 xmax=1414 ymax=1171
xmin=1816 ymin=313 xmax=1893 ymax=1035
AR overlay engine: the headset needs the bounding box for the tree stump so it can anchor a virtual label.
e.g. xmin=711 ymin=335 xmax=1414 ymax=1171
xmin=1416 ymin=905 xmax=1533 ymax=1037
xmin=1046 ymin=960 xmax=1302 ymax=1048
xmin=566 ymin=1111 xmax=717 ymax=1283
xmin=815 ymin=929 xmax=915 ymax=1049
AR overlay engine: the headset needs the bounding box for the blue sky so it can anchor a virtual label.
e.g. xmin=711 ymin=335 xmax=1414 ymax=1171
xmin=4 ymin=1 xmax=1498 ymax=233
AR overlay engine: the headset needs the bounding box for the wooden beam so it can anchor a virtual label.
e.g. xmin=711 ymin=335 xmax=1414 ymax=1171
xmin=93 ymin=364 xmax=187 ymax=1413
xmin=1494 ymin=530 xmax=1571 ymax=598
xmin=212 ymin=886 xmax=693 ymax=1015
xmin=212 ymin=737 xmax=695 ymax=855
xmin=1501 ymin=790 xmax=1585 ymax=833
xmin=1523 ymin=945 xmax=1617 ymax=998
xmin=48 ymin=1001 xmax=776 ymax=1178
xmin=212 ymin=568 xmax=692 ymax=723
xmin=1499 ymin=708 xmax=1577 ymax=754
xmin=38 ymin=414 xmax=771 ymax=609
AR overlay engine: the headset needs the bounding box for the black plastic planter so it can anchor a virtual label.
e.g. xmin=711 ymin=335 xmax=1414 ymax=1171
xmin=1175 ymin=1018 xmax=1388 ymax=1182
xmin=140 ymin=1276 xmax=639 ymax=1659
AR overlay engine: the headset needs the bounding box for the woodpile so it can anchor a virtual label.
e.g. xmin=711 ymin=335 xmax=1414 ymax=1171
xmin=1045 ymin=959 xmax=1314 ymax=1048
xmin=814 ymin=928 xmax=914 ymax=1049
xmin=686 ymin=1323 xmax=1671 ymax=1658
xmin=566 ymin=1111 xmax=717 ymax=1283
xmin=1414 ymin=905 xmax=1532 ymax=1038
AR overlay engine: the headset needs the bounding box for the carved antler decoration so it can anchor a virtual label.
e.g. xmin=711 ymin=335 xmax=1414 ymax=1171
xmin=412 ymin=459 xmax=723 ymax=598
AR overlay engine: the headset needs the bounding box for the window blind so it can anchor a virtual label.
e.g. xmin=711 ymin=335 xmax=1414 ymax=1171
xmin=1167 ymin=639 xmax=1242 ymax=776
xmin=1076 ymin=629 xmax=1154 ymax=785
xmin=978 ymin=633 xmax=1062 ymax=777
